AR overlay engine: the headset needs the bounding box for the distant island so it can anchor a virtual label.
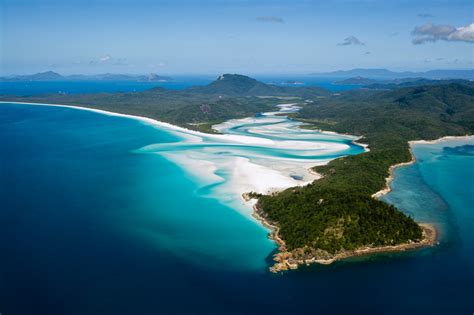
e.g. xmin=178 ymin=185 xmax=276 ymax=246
xmin=334 ymin=76 xmax=378 ymax=85
xmin=2 ymin=74 xmax=473 ymax=271
xmin=311 ymin=68 xmax=474 ymax=80
xmin=0 ymin=71 xmax=173 ymax=82
xmin=334 ymin=76 xmax=470 ymax=89
xmin=282 ymin=80 xmax=305 ymax=85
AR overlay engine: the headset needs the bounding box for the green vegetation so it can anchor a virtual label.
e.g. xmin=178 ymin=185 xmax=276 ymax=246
xmin=187 ymin=74 xmax=329 ymax=97
xmin=189 ymin=121 xmax=222 ymax=134
xmin=1 ymin=89 xmax=280 ymax=131
xmin=259 ymin=193 xmax=422 ymax=252
xmin=2 ymin=75 xmax=473 ymax=255
xmin=259 ymin=82 xmax=474 ymax=252
xmin=0 ymin=74 xmax=322 ymax=132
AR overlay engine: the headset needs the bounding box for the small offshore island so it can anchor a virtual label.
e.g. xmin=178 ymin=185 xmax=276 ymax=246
xmin=2 ymin=74 xmax=473 ymax=273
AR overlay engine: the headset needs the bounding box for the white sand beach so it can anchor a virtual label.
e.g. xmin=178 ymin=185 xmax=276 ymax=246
xmin=0 ymin=101 xmax=367 ymax=219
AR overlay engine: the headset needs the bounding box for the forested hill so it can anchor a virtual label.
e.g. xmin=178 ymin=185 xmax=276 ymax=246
xmin=258 ymin=82 xmax=474 ymax=253
xmin=298 ymin=83 xmax=474 ymax=144
xmin=0 ymin=74 xmax=327 ymax=132
xmin=186 ymin=74 xmax=278 ymax=95
xmin=365 ymin=78 xmax=472 ymax=90
xmin=185 ymin=74 xmax=328 ymax=97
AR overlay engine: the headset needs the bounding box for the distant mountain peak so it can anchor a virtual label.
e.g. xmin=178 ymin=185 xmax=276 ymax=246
xmin=30 ymin=71 xmax=64 ymax=80
xmin=189 ymin=74 xmax=267 ymax=95
xmin=184 ymin=73 xmax=328 ymax=97
xmin=216 ymin=73 xmax=257 ymax=81
xmin=39 ymin=70 xmax=61 ymax=75
xmin=335 ymin=76 xmax=378 ymax=85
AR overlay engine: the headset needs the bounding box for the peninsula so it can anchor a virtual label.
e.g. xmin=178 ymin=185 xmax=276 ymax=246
xmin=2 ymin=74 xmax=473 ymax=272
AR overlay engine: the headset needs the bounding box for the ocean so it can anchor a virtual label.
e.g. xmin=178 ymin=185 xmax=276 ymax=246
xmin=0 ymin=102 xmax=473 ymax=314
xmin=0 ymin=76 xmax=357 ymax=96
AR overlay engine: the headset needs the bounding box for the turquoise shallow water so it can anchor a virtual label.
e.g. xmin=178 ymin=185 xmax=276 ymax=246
xmin=0 ymin=102 xmax=473 ymax=314
xmin=136 ymin=103 xmax=365 ymax=219
xmin=381 ymin=139 xmax=474 ymax=266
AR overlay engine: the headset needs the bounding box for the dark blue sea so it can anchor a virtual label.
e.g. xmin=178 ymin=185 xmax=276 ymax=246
xmin=0 ymin=101 xmax=473 ymax=314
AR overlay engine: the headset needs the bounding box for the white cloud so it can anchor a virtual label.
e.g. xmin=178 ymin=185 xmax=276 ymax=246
xmin=99 ymin=54 xmax=112 ymax=63
xmin=412 ymin=23 xmax=474 ymax=44
xmin=90 ymin=54 xmax=127 ymax=65
xmin=337 ymin=36 xmax=365 ymax=46
xmin=449 ymin=23 xmax=474 ymax=42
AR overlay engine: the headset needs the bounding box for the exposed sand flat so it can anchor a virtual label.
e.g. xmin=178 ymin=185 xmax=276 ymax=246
xmin=0 ymin=101 xmax=366 ymax=220
xmin=140 ymin=104 xmax=365 ymax=217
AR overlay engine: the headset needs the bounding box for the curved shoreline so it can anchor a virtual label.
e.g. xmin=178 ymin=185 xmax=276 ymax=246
xmin=255 ymin=134 xmax=473 ymax=273
xmin=371 ymin=146 xmax=417 ymax=199
xmin=251 ymin=201 xmax=437 ymax=272
xmin=2 ymin=101 xmax=367 ymax=202
xmin=1 ymin=101 xmax=448 ymax=273
xmin=0 ymin=101 xmax=369 ymax=150
xmin=0 ymin=101 xmax=220 ymax=138
xmin=372 ymin=135 xmax=474 ymax=199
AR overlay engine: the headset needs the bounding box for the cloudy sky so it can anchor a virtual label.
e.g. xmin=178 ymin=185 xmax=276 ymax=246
xmin=1 ymin=0 xmax=473 ymax=75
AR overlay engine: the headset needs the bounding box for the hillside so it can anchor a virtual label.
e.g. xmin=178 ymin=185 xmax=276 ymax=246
xmin=186 ymin=74 xmax=329 ymax=97
xmin=257 ymin=83 xmax=474 ymax=261
xmin=186 ymin=74 xmax=278 ymax=95
xmin=0 ymin=71 xmax=65 ymax=81
xmin=366 ymin=78 xmax=473 ymax=90
xmin=334 ymin=76 xmax=377 ymax=85
xmin=0 ymin=74 xmax=326 ymax=131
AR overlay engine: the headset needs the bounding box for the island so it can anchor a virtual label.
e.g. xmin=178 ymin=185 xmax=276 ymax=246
xmin=2 ymin=74 xmax=473 ymax=272
xmin=334 ymin=76 xmax=378 ymax=85
xmin=0 ymin=71 xmax=173 ymax=82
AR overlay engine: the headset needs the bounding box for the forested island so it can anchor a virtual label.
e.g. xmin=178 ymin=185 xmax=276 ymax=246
xmin=2 ymin=74 xmax=473 ymax=271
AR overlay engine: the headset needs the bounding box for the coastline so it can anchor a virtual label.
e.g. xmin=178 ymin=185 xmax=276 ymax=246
xmin=1 ymin=101 xmax=364 ymax=199
xmin=372 ymin=135 xmax=474 ymax=199
xmin=257 ymin=134 xmax=472 ymax=273
xmin=371 ymin=146 xmax=417 ymax=199
xmin=296 ymin=121 xmax=370 ymax=151
xmin=252 ymin=201 xmax=437 ymax=272
xmin=1 ymin=100 xmax=362 ymax=215
xmin=2 ymin=101 xmax=446 ymax=273
xmin=0 ymin=101 xmax=281 ymax=146
xmin=1 ymin=101 xmax=367 ymax=151
xmin=0 ymin=101 xmax=225 ymax=139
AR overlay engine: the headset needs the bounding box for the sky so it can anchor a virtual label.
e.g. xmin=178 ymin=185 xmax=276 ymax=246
xmin=1 ymin=0 xmax=473 ymax=75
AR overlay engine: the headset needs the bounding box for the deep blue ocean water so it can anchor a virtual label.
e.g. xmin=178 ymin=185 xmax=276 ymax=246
xmin=0 ymin=103 xmax=473 ymax=314
xmin=0 ymin=76 xmax=356 ymax=96
xmin=0 ymin=77 xmax=210 ymax=95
